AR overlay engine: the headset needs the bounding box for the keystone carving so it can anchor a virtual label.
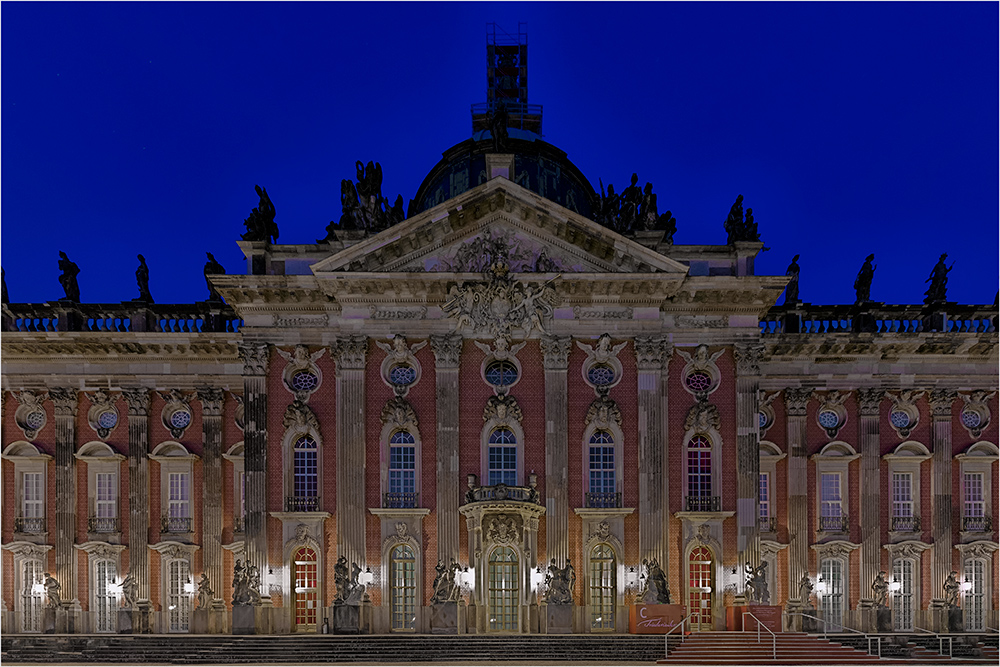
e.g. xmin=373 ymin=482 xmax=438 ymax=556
xmin=483 ymin=394 xmax=523 ymax=427
xmin=375 ymin=335 xmax=427 ymax=362
xmin=475 ymin=335 xmax=526 ymax=363
xmin=238 ymin=342 xmax=270 ymax=376
xmin=576 ymin=334 xmax=628 ymax=364
xmin=585 ymin=394 xmax=622 ymax=429
xmin=959 ymin=390 xmax=995 ymax=438
xmin=159 ymin=390 xmax=193 ymax=439
xmin=684 ymin=399 xmax=721 ymax=433
xmin=282 ymin=400 xmax=319 ymax=434
xmin=14 ymin=390 xmax=48 ymax=440
xmin=380 ymin=396 xmax=418 ymax=428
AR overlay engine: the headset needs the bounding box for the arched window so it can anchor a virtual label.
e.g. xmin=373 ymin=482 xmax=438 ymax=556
xmin=166 ymin=558 xmax=191 ymax=632
xmin=964 ymin=558 xmax=986 ymax=631
xmin=488 ymin=428 xmax=517 ymax=486
xmin=819 ymin=557 xmax=845 ymax=630
xmin=292 ymin=435 xmax=318 ymax=511
xmin=390 ymin=544 xmax=417 ymax=631
xmin=293 ymin=546 xmax=318 ymax=631
xmin=588 ymin=431 xmax=616 ymax=508
xmin=387 ymin=430 xmax=416 ymax=507
xmin=891 ymin=558 xmax=915 ymax=631
xmin=20 ymin=559 xmax=44 ymax=633
xmin=94 ymin=558 xmax=118 ymax=633
xmin=686 ymin=434 xmax=714 ymax=511
xmin=589 ymin=544 xmax=615 ymax=631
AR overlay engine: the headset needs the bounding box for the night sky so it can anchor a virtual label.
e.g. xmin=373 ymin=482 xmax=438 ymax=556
xmin=2 ymin=2 xmax=997 ymax=307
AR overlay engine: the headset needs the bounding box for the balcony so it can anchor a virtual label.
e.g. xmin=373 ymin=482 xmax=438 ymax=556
xmin=161 ymin=516 xmax=192 ymax=533
xmin=891 ymin=515 xmax=921 ymax=532
xmin=383 ymin=492 xmax=419 ymax=509
xmin=285 ymin=496 xmax=319 ymax=512
xmin=464 ymin=480 xmax=540 ymax=505
xmin=684 ymin=496 xmax=721 ymax=512
xmin=819 ymin=515 xmax=849 ymax=533
xmin=14 ymin=517 xmax=46 ymax=534
xmin=88 ymin=516 xmax=119 ymax=533
xmin=233 ymin=516 xmax=244 ymax=533
xmin=2 ymin=301 xmax=243 ymax=334
xmin=759 ymin=303 xmax=997 ymax=335
xmin=759 ymin=516 xmax=777 ymax=532
xmin=963 ymin=515 xmax=992 ymax=533
xmin=585 ymin=492 xmax=622 ymax=509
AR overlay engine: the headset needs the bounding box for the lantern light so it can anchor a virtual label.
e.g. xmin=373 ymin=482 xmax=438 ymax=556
xmin=960 ymin=579 xmax=973 ymax=593
xmin=359 ymin=567 xmax=374 ymax=586
xmin=625 ymin=566 xmax=639 ymax=588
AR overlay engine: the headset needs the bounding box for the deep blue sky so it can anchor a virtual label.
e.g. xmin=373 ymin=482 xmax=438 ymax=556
xmin=2 ymin=2 xmax=997 ymax=306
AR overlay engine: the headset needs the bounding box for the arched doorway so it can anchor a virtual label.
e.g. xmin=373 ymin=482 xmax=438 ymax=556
xmin=389 ymin=544 xmax=417 ymax=631
xmin=891 ymin=558 xmax=915 ymax=631
xmin=488 ymin=546 xmax=519 ymax=632
xmin=589 ymin=543 xmax=616 ymax=631
xmin=688 ymin=546 xmax=714 ymax=631
xmin=293 ymin=546 xmax=318 ymax=632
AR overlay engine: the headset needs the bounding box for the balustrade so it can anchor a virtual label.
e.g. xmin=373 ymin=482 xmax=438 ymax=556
xmin=684 ymin=495 xmax=721 ymax=512
xmin=382 ymin=492 xmax=419 ymax=509
xmin=891 ymin=515 xmax=921 ymax=532
xmin=14 ymin=517 xmax=46 ymax=534
xmin=285 ymin=496 xmax=320 ymax=512
xmin=88 ymin=516 xmax=119 ymax=533
xmin=161 ymin=515 xmax=193 ymax=533
xmin=585 ymin=492 xmax=622 ymax=508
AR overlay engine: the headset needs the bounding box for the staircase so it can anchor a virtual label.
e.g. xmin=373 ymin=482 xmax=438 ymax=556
xmin=657 ymin=631 xmax=884 ymax=664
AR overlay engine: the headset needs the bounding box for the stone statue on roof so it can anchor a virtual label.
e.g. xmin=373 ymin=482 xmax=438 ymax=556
xmin=58 ymin=251 xmax=81 ymax=302
xmin=923 ymin=253 xmax=953 ymax=304
xmin=241 ymin=184 xmax=278 ymax=243
xmin=784 ymin=254 xmax=800 ymax=305
xmin=203 ymin=252 xmax=225 ymax=301
xmin=854 ymin=253 xmax=876 ymax=304
xmin=135 ymin=254 xmax=153 ymax=303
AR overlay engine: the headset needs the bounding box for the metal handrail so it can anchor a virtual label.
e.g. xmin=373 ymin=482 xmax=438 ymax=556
xmin=662 ymin=612 xmax=696 ymax=659
xmin=785 ymin=611 xmax=881 ymax=657
xmin=742 ymin=611 xmax=776 ymax=660
xmin=914 ymin=626 xmax=952 ymax=659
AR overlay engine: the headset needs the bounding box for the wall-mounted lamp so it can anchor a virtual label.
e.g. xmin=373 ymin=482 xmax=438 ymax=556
xmin=32 ymin=582 xmax=45 ymax=596
xmin=107 ymin=578 xmax=124 ymax=596
xmin=530 ymin=565 xmax=545 ymax=591
xmin=460 ymin=566 xmax=475 ymax=588
xmin=183 ymin=577 xmax=195 ymax=594
xmin=359 ymin=567 xmax=375 ymax=586
xmin=888 ymin=577 xmax=901 ymax=593
xmin=960 ymin=579 xmax=973 ymax=593
xmin=268 ymin=567 xmax=278 ymax=588
xmin=625 ymin=566 xmax=639 ymax=588
xmin=816 ymin=576 xmax=828 ymax=595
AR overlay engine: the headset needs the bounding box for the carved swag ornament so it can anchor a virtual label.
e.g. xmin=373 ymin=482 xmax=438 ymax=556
xmin=483 ymin=394 xmax=523 ymax=427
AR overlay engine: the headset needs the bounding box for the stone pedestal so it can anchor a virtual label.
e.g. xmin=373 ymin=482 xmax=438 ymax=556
xmin=333 ymin=603 xmax=360 ymax=634
xmin=928 ymin=604 xmax=962 ymax=633
xmin=544 ymin=604 xmax=573 ymax=634
xmin=948 ymin=607 xmax=964 ymax=632
xmin=210 ymin=603 xmax=227 ymax=634
xmin=729 ymin=605 xmax=782 ymax=633
xmin=55 ymin=603 xmax=81 ymax=633
xmin=191 ymin=608 xmax=210 ymax=634
xmin=466 ymin=600 xmax=478 ymax=634
xmin=134 ymin=604 xmax=153 ymax=634
xmin=117 ymin=609 xmax=133 ymax=634
xmin=877 ymin=607 xmax=892 ymax=633
xmin=857 ymin=605 xmax=877 ymax=633
xmin=232 ymin=605 xmax=256 ymax=635
xmin=801 ymin=608 xmax=820 ymax=633
xmin=629 ymin=604 xmax=686 ymax=634
xmin=42 ymin=607 xmax=56 ymax=634
xmin=430 ymin=602 xmax=459 ymax=634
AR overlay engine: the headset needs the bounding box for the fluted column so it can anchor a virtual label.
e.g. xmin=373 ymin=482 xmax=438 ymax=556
xmin=856 ymin=388 xmax=883 ymax=606
xmin=122 ymin=388 xmax=152 ymax=608
xmin=49 ymin=389 xmax=79 ymax=611
xmin=430 ymin=334 xmax=463 ymax=565
xmin=734 ymin=344 xmax=763 ymax=572
xmin=332 ymin=336 xmax=368 ymax=568
xmin=635 ymin=337 xmax=671 ymax=568
xmin=541 ymin=335 xmax=572 ymax=565
xmin=197 ymin=388 xmax=225 ymax=606
xmin=929 ymin=389 xmax=957 ymax=606
xmin=238 ymin=342 xmax=270 ymax=601
xmin=784 ymin=389 xmax=811 ymax=607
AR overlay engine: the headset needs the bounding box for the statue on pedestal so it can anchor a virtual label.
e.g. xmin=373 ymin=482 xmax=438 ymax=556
xmin=797 ymin=572 xmax=814 ymax=607
xmin=334 ymin=555 xmax=364 ymax=604
xmin=121 ymin=573 xmax=138 ymax=609
xmin=196 ymin=573 xmax=214 ymax=610
xmin=544 ymin=558 xmax=576 ymax=605
xmin=135 ymin=254 xmax=153 ymax=303
xmin=943 ymin=571 xmax=960 ymax=608
xmin=639 ymin=558 xmax=671 ymax=604
xmin=854 ymin=253 xmax=876 ymax=304
xmin=923 ymin=253 xmax=953 ymax=304
xmin=430 ymin=559 xmax=462 ymax=603
xmin=871 ymin=570 xmax=889 ymax=608
xmin=784 ymin=254 xmax=800 ymax=305
xmin=43 ymin=573 xmax=61 ymax=608
xmin=57 ymin=251 xmax=80 ymax=302
xmin=745 ymin=562 xmax=769 ymax=605
xmin=232 ymin=559 xmax=251 ymax=606
xmin=203 ymin=252 xmax=225 ymax=301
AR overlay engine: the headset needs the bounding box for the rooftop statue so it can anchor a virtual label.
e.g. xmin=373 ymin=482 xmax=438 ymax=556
xmin=724 ymin=195 xmax=744 ymax=244
xmin=923 ymin=253 xmax=953 ymax=304
xmin=489 ymin=102 xmax=509 ymax=153
xmin=854 ymin=253 xmax=876 ymax=304
xmin=784 ymin=254 xmax=801 ymax=305
xmin=241 ymin=184 xmax=279 ymax=243
xmin=203 ymin=252 xmax=225 ymax=301
xmin=333 ymin=161 xmax=406 ymax=235
xmin=57 ymin=251 xmax=81 ymax=302
xmin=619 ymin=173 xmax=642 ymax=233
xmin=135 ymin=254 xmax=153 ymax=303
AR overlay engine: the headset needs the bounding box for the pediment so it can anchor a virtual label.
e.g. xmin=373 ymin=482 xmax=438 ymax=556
xmin=310 ymin=178 xmax=688 ymax=276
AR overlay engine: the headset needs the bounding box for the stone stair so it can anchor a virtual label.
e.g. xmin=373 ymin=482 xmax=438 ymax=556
xmin=657 ymin=631 xmax=885 ymax=665
xmin=827 ymin=633 xmax=998 ymax=664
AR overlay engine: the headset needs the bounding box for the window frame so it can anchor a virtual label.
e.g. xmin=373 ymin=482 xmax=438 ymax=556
xmin=811 ymin=442 xmax=860 ymax=536
xmin=480 ymin=419 xmax=524 ymax=487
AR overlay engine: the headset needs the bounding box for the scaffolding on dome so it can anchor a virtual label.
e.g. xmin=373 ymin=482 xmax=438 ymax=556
xmin=472 ymin=22 xmax=542 ymax=135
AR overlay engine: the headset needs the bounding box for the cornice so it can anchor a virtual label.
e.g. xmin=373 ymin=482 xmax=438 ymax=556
xmin=1 ymin=335 xmax=239 ymax=360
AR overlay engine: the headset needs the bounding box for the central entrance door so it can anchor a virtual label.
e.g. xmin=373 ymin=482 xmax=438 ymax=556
xmin=293 ymin=547 xmax=318 ymax=632
xmin=688 ymin=546 xmax=714 ymax=631
xmin=488 ymin=546 xmax=519 ymax=632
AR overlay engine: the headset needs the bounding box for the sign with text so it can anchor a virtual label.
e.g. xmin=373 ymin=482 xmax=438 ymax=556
xmin=629 ymin=604 xmax=687 ymax=634
xmin=729 ymin=605 xmax=783 ymax=633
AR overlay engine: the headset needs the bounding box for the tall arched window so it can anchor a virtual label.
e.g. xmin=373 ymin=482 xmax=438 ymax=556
xmin=292 ymin=435 xmax=318 ymax=511
xmin=588 ymin=431 xmax=616 ymax=508
xmin=891 ymin=558 xmax=914 ymax=631
xmin=819 ymin=557 xmax=845 ymax=630
xmin=387 ymin=430 xmax=416 ymax=507
xmin=589 ymin=544 xmax=615 ymax=631
xmin=293 ymin=546 xmax=318 ymax=631
xmin=488 ymin=428 xmax=517 ymax=486
xmin=94 ymin=558 xmax=118 ymax=633
xmin=20 ymin=559 xmax=44 ymax=633
xmin=390 ymin=544 xmax=417 ymax=631
xmin=166 ymin=558 xmax=191 ymax=632
xmin=964 ymin=558 xmax=986 ymax=631
xmin=686 ymin=434 xmax=714 ymax=511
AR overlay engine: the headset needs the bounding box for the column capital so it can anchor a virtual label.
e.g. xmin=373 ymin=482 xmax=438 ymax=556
xmin=928 ymin=388 xmax=957 ymax=417
xmin=784 ymin=388 xmax=812 ymax=416
xmin=734 ymin=342 xmax=765 ymax=376
xmin=238 ymin=342 xmax=270 ymax=376
xmin=48 ymin=388 xmax=79 ymax=417
xmin=540 ymin=335 xmax=572 ymax=370
xmin=634 ymin=336 xmax=672 ymax=371
xmin=331 ymin=335 xmax=368 ymax=371
xmin=122 ymin=388 xmax=151 ymax=416
xmin=856 ymin=388 xmax=884 ymax=416
xmin=429 ymin=333 xmax=463 ymax=369
xmin=196 ymin=387 xmax=225 ymax=417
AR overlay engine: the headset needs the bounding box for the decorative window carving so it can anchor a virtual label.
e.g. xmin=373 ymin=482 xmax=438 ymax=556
xmin=959 ymin=390 xmax=995 ymax=439
xmin=476 ymin=335 xmax=525 ymax=396
xmin=159 ymin=390 xmax=193 ymax=440
xmin=676 ymin=345 xmax=724 ymax=399
xmin=956 ymin=442 xmax=998 ymax=536
xmin=576 ymin=334 xmax=627 ymax=396
xmin=282 ymin=400 xmax=322 ymax=513
xmin=583 ymin=395 xmax=624 ymax=508
xmin=813 ymin=390 xmax=850 ymax=438
xmin=376 ymin=335 xmax=426 ymax=397
xmin=86 ymin=390 xmax=120 ymax=440
xmin=380 ymin=396 xmax=421 ymax=508
xmin=887 ymin=390 xmax=924 ymax=439
xmin=3 ymin=442 xmax=52 ymax=539
xmin=14 ymin=390 xmax=48 ymax=441
xmin=150 ymin=441 xmax=199 ymax=535
xmin=276 ymin=345 xmax=326 ymax=402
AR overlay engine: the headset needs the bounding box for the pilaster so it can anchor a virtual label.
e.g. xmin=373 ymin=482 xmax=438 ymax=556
xmin=430 ymin=333 xmax=463 ymax=565
xmin=784 ymin=388 xmax=811 ymax=607
xmin=541 ymin=335 xmax=572 ymax=565
xmin=49 ymin=388 xmax=79 ymax=615
xmin=856 ymin=388 xmax=883 ymax=607
xmin=928 ymin=389 xmax=956 ymax=608
xmin=238 ymin=342 xmax=270 ymax=602
xmin=121 ymin=388 xmax=152 ymax=609
xmin=332 ymin=335 xmax=368 ymax=568
xmin=197 ymin=387 xmax=225 ymax=607
xmin=734 ymin=344 xmax=763 ymax=571
xmin=635 ymin=337 xmax=670 ymax=569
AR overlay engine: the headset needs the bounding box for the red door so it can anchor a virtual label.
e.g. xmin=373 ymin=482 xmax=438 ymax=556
xmin=294 ymin=547 xmax=318 ymax=631
xmin=688 ymin=546 xmax=714 ymax=631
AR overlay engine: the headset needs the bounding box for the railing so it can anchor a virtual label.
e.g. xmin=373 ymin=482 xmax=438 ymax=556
xmin=2 ymin=302 xmax=243 ymax=333
xmin=465 ymin=483 xmax=540 ymax=504
xmin=963 ymin=515 xmax=992 ymax=532
xmin=88 ymin=516 xmax=119 ymax=533
xmin=233 ymin=516 xmax=245 ymax=533
xmin=383 ymin=492 xmax=419 ymax=509
xmin=285 ymin=496 xmax=320 ymax=512
xmin=161 ymin=516 xmax=192 ymax=533
xmin=14 ymin=517 xmax=46 ymax=534
xmin=758 ymin=516 xmax=777 ymax=532
xmin=742 ymin=611 xmax=776 ymax=660
xmin=891 ymin=515 xmax=921 ymax=532
xmin=585 ymin=492 xmax=622 ymax=509
xmin=914 ymin=626 xmax=952 ymax=659
xmin=786 ymin=611 xmax=881 ymax=658
xmin=759 ymin=303 xmax=997 ymax=336
xmin=819 ymin=515 xmax=849 ymax=533
xmin=684 ymin=496 xmax=721 ymax=512
xmin=662 ymin=611 xmax=695 ymax=660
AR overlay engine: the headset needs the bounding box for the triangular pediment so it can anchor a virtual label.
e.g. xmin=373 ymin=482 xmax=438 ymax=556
xmin=310 ymin=178 xmax=688 ymax=276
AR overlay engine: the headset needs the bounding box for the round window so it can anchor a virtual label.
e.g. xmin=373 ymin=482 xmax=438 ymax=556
xmin=485 ymin=360 xmax=518 ymax=387
xmin=889 ymin=410 xmax=911 ymax=429
xmin=389 ymin=364 xmax=417 ymax=386
xmin=685 ymin=371 xmax=712 ymax=393
xmin=587 ymin=364 xmax=616 ymax=387
xmin=961 ymin=410 xmax=982 ymax=429
xmin=817 ymin=410 xmax=839 ymax=429
xmin=97 ymin=410 xmax=118 ymax=429
xmin=25 ymin=411 xmax=46 ymax=430
xmin=758 ymin=411 xmax=769 ymax=429
xmin=291 ymin=370 xmax=320 ymax=392
xmin=169 ymin=410 xmax=192 ymax=429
